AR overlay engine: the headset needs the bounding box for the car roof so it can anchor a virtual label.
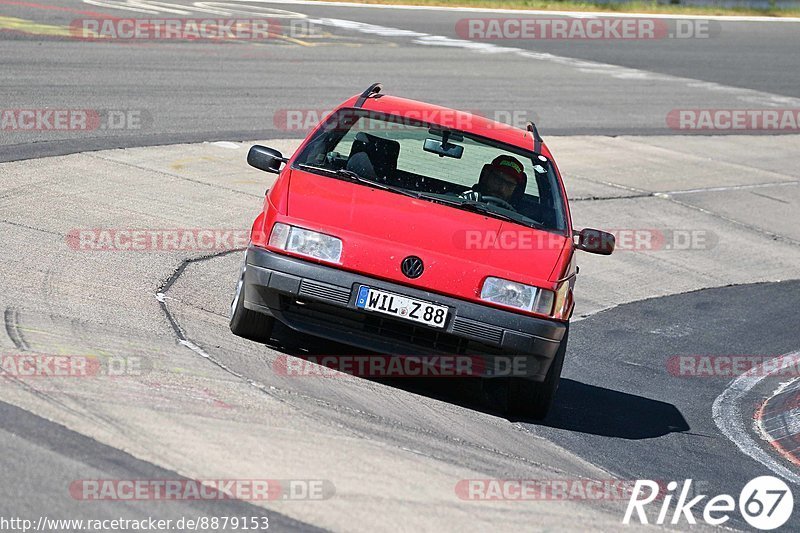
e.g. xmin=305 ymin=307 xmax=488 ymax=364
xmin=338 ymin=93 xmax=552 ymax=159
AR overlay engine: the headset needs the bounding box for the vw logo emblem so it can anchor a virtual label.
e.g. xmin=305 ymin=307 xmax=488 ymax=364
xmin=401 ymin=256 xmax=424 ymax=279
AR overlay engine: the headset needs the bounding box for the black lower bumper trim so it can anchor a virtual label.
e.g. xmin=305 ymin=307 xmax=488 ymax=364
xmin=243 ymin=246 xmax=567 ymax=380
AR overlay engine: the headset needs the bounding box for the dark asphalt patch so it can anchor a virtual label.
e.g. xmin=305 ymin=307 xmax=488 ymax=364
xmin=532 ymin=280 xmax=800 ymax=529
xmin=0 ymin=400 xmax=327 ymax=532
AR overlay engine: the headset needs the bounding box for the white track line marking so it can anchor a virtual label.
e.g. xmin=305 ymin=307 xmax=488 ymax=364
xmin=179 ymin=338 xmax=215 ymax=360
xmin=712 ymin=351 xmax=800 ymax=485
xmin=79 ymin=3 xmax=800 ymax=108
xmin=312 ymin=17 xmax=800 ymax=109
xmin=211 ymin=141 xmax=241 ymax=149
xmin=210 ymin=0 xmax=800 ymax=22
xmin=84 ymin=0 xmax=309 ymax=17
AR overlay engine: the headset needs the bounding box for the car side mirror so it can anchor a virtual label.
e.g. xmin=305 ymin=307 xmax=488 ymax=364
xmin=248 ymin=145 xmax=287 ymax=174
xmin=574 ymin=228 xmax=615 ymax=255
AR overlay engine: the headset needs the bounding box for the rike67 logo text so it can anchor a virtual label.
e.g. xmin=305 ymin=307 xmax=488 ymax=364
xmin=624 ymin=477 xmax=793 ymax=530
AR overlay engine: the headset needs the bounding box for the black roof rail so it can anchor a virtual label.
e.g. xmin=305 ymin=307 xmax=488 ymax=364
xmin=526 ymin=121 xmax=542 ymax=154
xmin=354 ymin=82 xmax=383 ymax=108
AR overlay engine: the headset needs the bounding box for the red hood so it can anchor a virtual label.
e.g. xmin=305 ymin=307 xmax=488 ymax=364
xmin=285 ymin=169 xmax=568 ymax=300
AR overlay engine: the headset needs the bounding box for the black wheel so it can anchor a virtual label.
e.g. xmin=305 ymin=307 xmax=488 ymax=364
xmin=229 ymin=257 xmax=275 ymax=343
xmin=505 ymin=325 xmax=569 ymax=420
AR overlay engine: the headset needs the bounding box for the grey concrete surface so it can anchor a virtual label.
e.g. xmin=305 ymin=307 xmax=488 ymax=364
xmin=1 ymin=134 xmax=798 ymax=530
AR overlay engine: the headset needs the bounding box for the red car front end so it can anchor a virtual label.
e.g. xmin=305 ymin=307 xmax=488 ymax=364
xmin=230 ymin=85 xmax=613 ymax=418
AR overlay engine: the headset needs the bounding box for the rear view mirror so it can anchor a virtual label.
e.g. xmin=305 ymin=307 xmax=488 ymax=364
xmin=575 ymin=228 xmax=615 ymax=255
xmin=248 ymin=145 xmax=287 ymax=174
xmin=428 ymin=128 xmax=463 ymax=142
xmin=423 ymin=138 xmax=463 ymax=159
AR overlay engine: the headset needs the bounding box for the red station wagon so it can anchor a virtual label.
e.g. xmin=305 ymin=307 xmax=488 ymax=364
xmin=231 ymin=84 xmax=614 ymax=418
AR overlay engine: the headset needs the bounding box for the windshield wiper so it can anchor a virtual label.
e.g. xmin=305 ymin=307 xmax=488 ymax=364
xmin=455 ymin=201 xmax=518 ymax=223
xmin=455 ymin=199 xmax=546 ymax=229
xmin=296 ymin=164 xmax=421 ymax=200
xmin=403 ymin=192 xmax=535 ymax=226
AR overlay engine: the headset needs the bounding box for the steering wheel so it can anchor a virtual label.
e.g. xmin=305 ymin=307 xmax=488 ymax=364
xmin=480 ymin=195 xmax=515 ymax=211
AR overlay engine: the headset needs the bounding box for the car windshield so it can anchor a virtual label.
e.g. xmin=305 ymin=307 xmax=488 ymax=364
xmin=293 ymin=109 xmax=568 ymax=233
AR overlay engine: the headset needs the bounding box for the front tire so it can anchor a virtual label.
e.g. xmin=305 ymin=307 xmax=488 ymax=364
xmin=229 ymin=258 xmax=275 ymax=343
xmin=505 ymin=325 xmax=569 ymax=420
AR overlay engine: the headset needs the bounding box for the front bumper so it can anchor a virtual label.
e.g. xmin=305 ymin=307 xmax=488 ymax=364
xmin=243 ymin=246 xmax=567 ymax=380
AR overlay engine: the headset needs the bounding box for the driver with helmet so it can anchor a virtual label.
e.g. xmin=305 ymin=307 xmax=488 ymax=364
xmin=460 ymin=155 xmax=526 ymax=210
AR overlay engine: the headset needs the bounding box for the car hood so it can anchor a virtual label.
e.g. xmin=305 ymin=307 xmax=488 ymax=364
xmin=286 ymin=169 xmax=568 ymax=300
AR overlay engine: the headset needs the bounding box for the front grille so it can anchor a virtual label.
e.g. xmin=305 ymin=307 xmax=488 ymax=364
xmin=363 ymin=315 xmax=467 ymax=353
xmin=298 ymin=280 xmax=351 ymax=306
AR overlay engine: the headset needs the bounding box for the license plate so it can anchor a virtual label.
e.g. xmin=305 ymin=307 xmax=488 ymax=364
xmin=355 ymin=286 xmax=448 ymax=329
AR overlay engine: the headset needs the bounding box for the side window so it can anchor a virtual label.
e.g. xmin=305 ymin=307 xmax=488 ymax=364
xmin=335 ymin=122 xmax=362 ymax=158
xmin=524 ymin=164 xmax=545 ymax=199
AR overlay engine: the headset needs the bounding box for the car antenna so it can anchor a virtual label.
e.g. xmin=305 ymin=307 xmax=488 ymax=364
xmin=526 ymin=121 xmax=542 ymax=154
xmin=355 ymin=82 xmax=383 ymax=108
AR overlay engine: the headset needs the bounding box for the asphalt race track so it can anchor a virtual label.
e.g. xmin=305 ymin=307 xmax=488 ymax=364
xmin=1 ymin=1 xmax=800 ymax=531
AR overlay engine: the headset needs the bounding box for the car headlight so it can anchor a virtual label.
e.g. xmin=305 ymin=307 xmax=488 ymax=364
xmin=480 ymin=277 xmax=555 ymax=316
xmin=269 ymin=223 xmax=342 ymax=263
